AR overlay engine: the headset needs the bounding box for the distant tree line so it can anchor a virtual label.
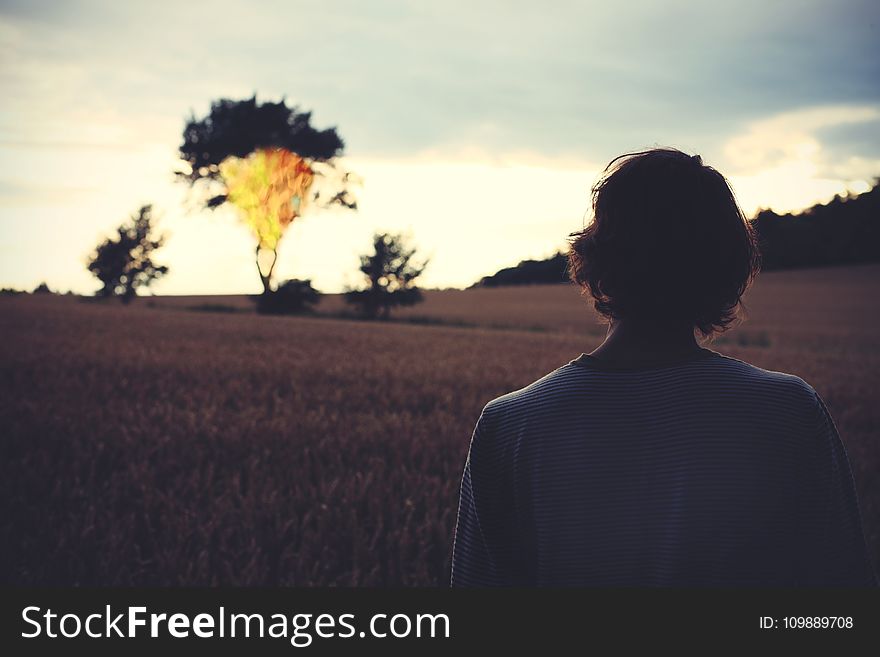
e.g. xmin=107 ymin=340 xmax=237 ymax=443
xmin=1 ymin=282 xmax=70 ymax=296
xmin=470 ymin=253 xmax=569 ymax=288
xmin=752 ymin=181 xmax=879 ymax=270
xmin=472 ymin=180 xmax=880 ymax=287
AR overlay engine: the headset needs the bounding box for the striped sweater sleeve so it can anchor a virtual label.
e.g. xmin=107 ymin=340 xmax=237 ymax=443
xmin=450 ymin=407 xmax=513 ymax=587
xmin=799 ymin=390 xmax=877 ymax=587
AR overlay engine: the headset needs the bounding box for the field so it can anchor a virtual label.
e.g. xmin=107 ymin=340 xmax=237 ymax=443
xmin=2 ymin=264 xmax=879 ymax=585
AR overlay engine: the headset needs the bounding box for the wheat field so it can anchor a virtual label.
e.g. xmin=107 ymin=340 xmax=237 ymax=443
xmin=1 ymin=264 xmax=878 ymax=585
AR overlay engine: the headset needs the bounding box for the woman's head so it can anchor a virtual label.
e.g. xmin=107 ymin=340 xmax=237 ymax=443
xmin=567 ymin=148 xmax=760 ymax=336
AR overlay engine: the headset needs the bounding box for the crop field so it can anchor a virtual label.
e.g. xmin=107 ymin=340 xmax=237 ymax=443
xmin=2 ymin=264 xmax=879 ymax=585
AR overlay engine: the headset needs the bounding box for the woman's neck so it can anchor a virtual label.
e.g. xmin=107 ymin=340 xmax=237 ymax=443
xmin=589 ymin=319 xmax=701 ymax=364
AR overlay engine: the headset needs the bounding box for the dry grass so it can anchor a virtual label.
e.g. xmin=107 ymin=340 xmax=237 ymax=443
xmin=2 ymin=263 xmax=878 ymax=585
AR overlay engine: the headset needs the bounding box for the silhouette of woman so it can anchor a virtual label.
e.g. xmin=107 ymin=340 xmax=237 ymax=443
xmin=451 ymin=148 xmax=876 ymax=587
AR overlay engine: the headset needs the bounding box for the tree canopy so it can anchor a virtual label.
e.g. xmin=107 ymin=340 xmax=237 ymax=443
xmin=178 ymin=96 xmax=343 ymax=189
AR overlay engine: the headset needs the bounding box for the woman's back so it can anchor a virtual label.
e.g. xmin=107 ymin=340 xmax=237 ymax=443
xmin=453 ymin=148 xmax=876 ymax=587
xmin=451 ymin=348 xmax=876 ymax=587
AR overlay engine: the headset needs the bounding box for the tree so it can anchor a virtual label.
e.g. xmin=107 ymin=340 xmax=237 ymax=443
xmin=177 ymin=95 xmax=357 ymax=295
xmin=87 ymin=205 xmax=168 ymax=303
xmin=345 ymin=232 xmax=428 ymax=320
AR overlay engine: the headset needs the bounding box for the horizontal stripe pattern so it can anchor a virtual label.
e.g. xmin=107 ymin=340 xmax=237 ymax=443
xmin=451 ymin=349 xmax=877 ymax=587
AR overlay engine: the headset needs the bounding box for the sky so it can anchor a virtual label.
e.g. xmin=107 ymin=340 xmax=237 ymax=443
xmin=1 ymin=0 xmax=879 ymax=295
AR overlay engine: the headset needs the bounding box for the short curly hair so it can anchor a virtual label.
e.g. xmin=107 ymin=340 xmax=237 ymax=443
xmin=568 ymin=148 xmax=760 ymax=336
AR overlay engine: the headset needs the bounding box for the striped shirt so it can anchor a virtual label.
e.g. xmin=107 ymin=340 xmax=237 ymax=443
xmin=451 ymin=348 xmax=877 ymax=587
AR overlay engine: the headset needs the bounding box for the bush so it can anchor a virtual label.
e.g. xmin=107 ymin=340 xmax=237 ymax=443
xmin=255 ymin=279 xmax=322 ymax=315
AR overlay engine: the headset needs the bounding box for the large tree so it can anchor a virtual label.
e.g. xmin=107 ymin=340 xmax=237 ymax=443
xmin=177 ymin=96 xmax=356 ymax=294
xmin=87 ymin=204 xmax=168 ymax=303
xmin=345 ymin=232 xmax=428 ymax=320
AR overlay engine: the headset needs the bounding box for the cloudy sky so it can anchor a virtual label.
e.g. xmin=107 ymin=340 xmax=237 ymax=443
xmin=1 ymin=0 xmax=878 ymax=294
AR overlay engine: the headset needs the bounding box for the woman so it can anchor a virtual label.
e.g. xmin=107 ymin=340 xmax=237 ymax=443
xmin=451 ymin=148 xmax=876 ymax=587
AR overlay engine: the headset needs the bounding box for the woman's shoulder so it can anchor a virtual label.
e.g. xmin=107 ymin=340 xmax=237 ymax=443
xmin=481 ymin=362 xmax=586 ymax=417
xmin=704 ymin=350 xmax=818 ymax=392
xmin=691 ymin=350 xmax=827 ymax=424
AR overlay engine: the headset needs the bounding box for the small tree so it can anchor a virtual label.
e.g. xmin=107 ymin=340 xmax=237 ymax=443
xmin=345 ymin=232 xmax=428 ymax=320
xmin=87 ymin=205 xmax=168 ymax=303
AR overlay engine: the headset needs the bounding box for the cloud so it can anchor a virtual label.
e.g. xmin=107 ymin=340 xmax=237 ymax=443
xmin=721 ymin=105 xmax=880 ymax=214
xmin=722 ymin=105 xmax=880 ymax=172
xmin=2 ymin=1 xmax=878 ymax=163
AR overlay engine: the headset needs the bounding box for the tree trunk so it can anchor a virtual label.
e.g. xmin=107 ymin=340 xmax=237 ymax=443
xmin=257 ymin=246 xmax=278 ymax=295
